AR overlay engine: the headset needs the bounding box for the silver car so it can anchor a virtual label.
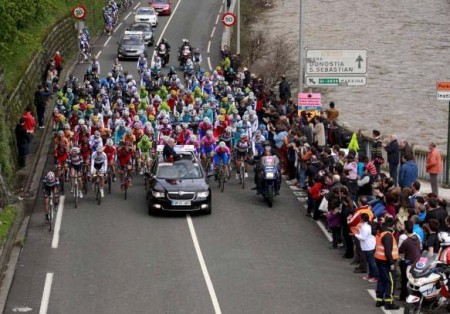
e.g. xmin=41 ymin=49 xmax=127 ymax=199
xmin=117 ymin=35 xmax=146 ymax=60
xmin=134 ymin=7 xmax=158 ymax=27
xmin=125 ymin=23 xmax=154 ymax=46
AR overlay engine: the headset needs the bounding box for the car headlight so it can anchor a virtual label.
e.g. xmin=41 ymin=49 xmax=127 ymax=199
xmin=197 ymin=191 xmax=209 ymax=198
xmin=152 ymin=190 xmax=165 ymax=198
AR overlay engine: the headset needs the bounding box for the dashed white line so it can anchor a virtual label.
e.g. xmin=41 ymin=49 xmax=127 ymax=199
xmin=155 ymin=0 xmax=184 ymax=45
xmin=51 ymin=196 xmax=65 ymax=249
xmin=96 ymin=51 xmax=102 ymax=59
xmin=114 ymin=22 xmax=123 ymax=32
xmin=207 ymin=41 xmax=211 ymax=53
xmin=219 ymin=4 xmax=224 ymax=13
xmin=186 ymin=215 xmax=222 ymax=314
xmin=104 ymin=36 xmax=112 ymax=47
xmin=215 ymin=14 xmax=220 ymax=25
xmin=125 ymin=11 xmax=132 ymax=20
xmin=207 ymin=57 xmax=212 ymax=71
xmin=39 ymin=273 xmax=54 ymax=314
xmin=134 ymin=2 xmax=141 ymax=10
xmin=210 ymin=26 xmax=216 ymax=38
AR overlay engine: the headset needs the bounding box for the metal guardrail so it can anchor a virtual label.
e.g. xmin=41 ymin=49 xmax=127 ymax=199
xmin=340 ymin=126 xmax=447 ymax=185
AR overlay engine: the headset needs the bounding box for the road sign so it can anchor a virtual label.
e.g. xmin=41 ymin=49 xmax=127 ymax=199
xmin=297 ymin=93 xmax=321 ymax=110
xmin=71 ymin=5 xmax=87 ymax=20
xmin=306 ymin=49 xmax=367 ymax=75
xmin=437 ymin=81 xmax=450 ymax=100
xmin=222 ymin=13 xmax=236 ymax=27
xmin=306 ymin=76 xmax=367 ymax=87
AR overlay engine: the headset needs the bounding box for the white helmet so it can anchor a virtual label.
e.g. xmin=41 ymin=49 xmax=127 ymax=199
xmin=439 ymin=232 xmax=450 ymax=247
xmin=106 ymin=138 xmax=114 ymax=146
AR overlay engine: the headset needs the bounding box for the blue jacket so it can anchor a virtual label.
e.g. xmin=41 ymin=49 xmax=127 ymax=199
xmin=399 ymin=160 xmax=418 ymax=188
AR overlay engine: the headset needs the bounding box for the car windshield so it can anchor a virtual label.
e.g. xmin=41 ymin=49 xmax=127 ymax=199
xmin=122 ymin=38 xmax=143 ymax=45
xmin=131 ymin=24 xmax=151 ymax=31
xmin=153 ymin=0 xmax=167 ymax=3
xmin=156 ymin=161 xmax=203 ymax=179
xmin=137 ymin=8 xmax=155 ymax=15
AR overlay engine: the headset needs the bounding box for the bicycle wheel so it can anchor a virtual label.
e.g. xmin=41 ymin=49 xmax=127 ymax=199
xmin=240 ymin=163 xmax=245 ymax=189
xmin=83 ymin=171 xmax=88 ymax=195
xmin=96 ymin=183 xmax=102 ymax=206
xmin=59 ymin=171 xmax=65 ymax=195
xmin=123 ymin=174 xmax=128 ymax=200
xmin=48 ymin=198 xmax=53 ymax=232
xmin=74 ymin=181 xmax=79 ymax=208
xmin=220 ymin=171 xmax=225 ymax=193
xmin=107 ymin=172 xmax=112 ymax=194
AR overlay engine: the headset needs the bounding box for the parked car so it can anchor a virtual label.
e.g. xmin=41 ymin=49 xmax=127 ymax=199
xmin=134 ymin=6 xmax=158 ymax=27
xmin=125 ymin=23 xmax=154 ymax=46
xmin=117 ymin=35 xmax=146 ymax=60
xmin=149 ymin=0 xmax=172 ymax=15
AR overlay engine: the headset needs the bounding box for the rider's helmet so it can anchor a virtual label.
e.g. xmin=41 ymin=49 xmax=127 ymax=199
xmin=181 ymin=122 xmax=189 ymax=129
xmin=94 ymin=131 xmax=101 ymax=138
xmin=133 ymin=115 xmax=140 ymax=122
xmin=46 ymin=171 xmax=57 ymax=185
xmin=57 ymin=130 xmax=64 ymax=137
xmin=78 ymin=118 xmax=85 ymax=125
xmin=125 ymin=128 xmax=132 ymax=135
xmin=254 ymin=130 xmax=262 ymax=137
xmin=134 ymin=123 xmax=142 ymax=129
xmin=240 ymin=133 xmax=248 ymax=140
xmin=162 ymin=118 xmax=169 ymax=124
xmin=219 ymin=141 xmax=226 ymax=148
xmin=141 ymin=135 xmax=149 ymax=142
xmin=140 ymin=54 xmax=145 ymax=58
xmin=190 ymin=135 xmax=196 ymax=142
xmin=97 ymin=146 xmax=104 ymax=153
xmin=70 ymin=147 xmax=80 ymax=154
xmin=106 ymin=138 xmax=114 ymax=146
xmin=219 ymin=115 xmax=225 ymax=122
xmin=206 ymin=130 xmax=213 ymax=137
xmin=203 ymin=117 xmax=210 ymax=123
xmin=439 ymin=232 xmax=450 ymax=247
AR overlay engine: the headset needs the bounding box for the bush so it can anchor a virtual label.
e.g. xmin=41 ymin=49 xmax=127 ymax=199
xmin=0 ymin=206 xmax=17 ymax=243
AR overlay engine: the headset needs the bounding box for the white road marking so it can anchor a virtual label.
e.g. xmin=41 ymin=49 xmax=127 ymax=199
xmin=207 ymin=41 xmax=211 ymax=53
xmin=104 ymin=36 xmax=112 ymax=47
xmin=219 ymin=4 xmax=223 ymax=13
xmin=367 ymin=289 xmax=403 ymax=314
xmin=210 ymin=26 xmax=216 ymax=38
xmin=215 ymin=14 xmax=220 ymax=25
xmin=51 ymin=196 xmax=65 ymax=249
xmin=316 ymin=220 xmax=333 ymax=242
xmin=207 ymin=57 xmax=212 ymax=71
xmin=96 ymin=51 xmax=102 ymax=59
xmin=39 ymin=273 xmax=54 ymax=314
xmin=125 ymin=11 xmax=132 ymax=20
xmin=12 ymin=307 xmax=33 ymax=312
xmin=134 ymin=2 xmax=141 ymax=10
xmin=114 ymin=22 xmax=123 ymax=32
xmin=186 ymin=215 xmax=222 ymax=314
xmin=155 ymin=0 xmax=184 ymax=45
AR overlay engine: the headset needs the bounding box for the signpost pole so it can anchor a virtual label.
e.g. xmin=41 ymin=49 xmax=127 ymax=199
xmin=298 ymin=0 xmax=303 ymax=94
xmin=237 ymin=0 xmax=240 ymax=55
xmin=447 ymin=100 xmax=450 ymax=186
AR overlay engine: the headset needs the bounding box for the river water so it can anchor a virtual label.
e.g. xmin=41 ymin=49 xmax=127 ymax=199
xmin=252 ymin=0 xmax=450 ymax=149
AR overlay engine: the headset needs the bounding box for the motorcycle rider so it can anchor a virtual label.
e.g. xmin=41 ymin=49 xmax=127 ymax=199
xmin=192 ymin=48 xmax=202 ymax=72
xmin=374 ymin=216 xmax=400 ymax=310
xmin=156 ymin=38 xmax=171 ymax=67
xmin=178 ymin=39 xmax=192 ymax=65
xmin=257 ymin=144 xmax=281 ymax=196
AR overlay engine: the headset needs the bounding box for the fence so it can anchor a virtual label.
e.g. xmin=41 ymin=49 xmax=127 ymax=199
xmin=341 ymin=126 xmax=447 ymax=186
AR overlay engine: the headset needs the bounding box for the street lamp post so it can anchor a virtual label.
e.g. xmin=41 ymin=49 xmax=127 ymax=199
xmin=298 ymin=0 xmax=303 ymax=94
xmin=237 ymin=0 xmax=241 ymax=55
xmin=446 ymin=101 xmax=450 ymax=186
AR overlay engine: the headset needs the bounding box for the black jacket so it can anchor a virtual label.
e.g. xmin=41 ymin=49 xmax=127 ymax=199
xmin=279 ymin=79 xmax=291 ymax=101
xmin=163 ymin=144 xmax=178 ymax=162
xmin=385 ymin=139 xmax=400 ymax=165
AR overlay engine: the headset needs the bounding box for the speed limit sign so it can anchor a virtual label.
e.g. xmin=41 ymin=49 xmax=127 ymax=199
xmin=71 ymin=5 xmax=87 ymax=20
xmin=222 ymin=13 xmax=236 ymax=27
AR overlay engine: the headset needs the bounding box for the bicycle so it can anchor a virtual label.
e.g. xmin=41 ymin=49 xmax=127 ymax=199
xmin=106 ymin=167 xmax=113 ymax=195
xmin=216 ymin=161 xmax=228 ymax=193
xmin=56 ymin=163 xmax=67 ymax=195
xmin=48 ymin=190 xmax=56 ymax=232
xmin=237 ymin=155 xmax=246 ymax=189
xmin=82 ymin=163 xmax=89 ymax=196
xmin=202 ymin=154 xmax=214 ymax=182
xmin=92 ymin=172 xmax=102 ymax=206
xmin=122 ymin=169 xmax=130 ymax=200
xmin=73 ymin=172 xmax=79 ymax=208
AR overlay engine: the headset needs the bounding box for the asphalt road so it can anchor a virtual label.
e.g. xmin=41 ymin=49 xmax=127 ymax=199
xmin=4 ymin=1 xmax=394 ymax=313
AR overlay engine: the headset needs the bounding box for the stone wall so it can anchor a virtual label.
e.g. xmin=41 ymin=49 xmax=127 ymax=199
xmin=0 ymin=17 xmax=78 ymax=204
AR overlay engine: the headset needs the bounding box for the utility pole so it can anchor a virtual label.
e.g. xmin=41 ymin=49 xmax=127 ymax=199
xmin=446 ymin=100 xmax=450 ymax=186
xmin=298 ymin=0 xmax=303 ymax=94
xmin=237 ymin=0 xmax=240 ymax=55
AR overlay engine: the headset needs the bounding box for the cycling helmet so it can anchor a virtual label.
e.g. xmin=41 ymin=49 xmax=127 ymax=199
xmin=206 ymin=130 xmax=213 ymax=136
xmin=175 ymin=125 xmax=182 ymax=132
xmin=262 ymin=140 xmax=271 ymax=147
xmin=78 ymin=119 xmax=85 ymax=125
xmin=133 ymin=115 xmax=140 ymax=122
xmin=70 ymin=147 xmax=80 ymax=154
xmin=134 ymin=123 xmax=142 ymax=129
xmin=240 ymin=134 xmax=248 ymax=140
xmin=219 ymin=115 xmax=225 ymax=122
xmin=46 ymin=171 xmax=56 ymax=184
xmin=97 ymin=146 xmax=104 ymax=153
xmin=203 ymin=117 xmax=210 ymax=123
xmin=439 ymin=232 xmax=450 ymax=247
xmin=94 ymin=131 xmax=101 ymax=138
xmin=181 ymin=122 xmax=189 ymax=129
xmin=190 ymin=135 xmax=196 ymax=142
xmin=219 ymin=141 xmax=226 ymax=148
xmin=254 ymin=130 xmax=262 ymax=136
xmin=141 ymin=135 xmax=149 ymax=142
xmin=125 ymin=128 xmax=132 ymax=134
xmin=106 ymin=138 xmax=114 ymax=146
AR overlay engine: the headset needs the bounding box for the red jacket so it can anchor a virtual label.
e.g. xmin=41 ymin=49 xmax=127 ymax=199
xmin=22 ymin=112 xmax=36 ymax=134
xmin=308 ymin=182 xmax=323 ymax=200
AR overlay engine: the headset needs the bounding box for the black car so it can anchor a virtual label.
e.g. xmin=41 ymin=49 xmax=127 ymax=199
xmin=147 ymin=155 xmax=212 ymax=215
xmin=117 ymin=35 xmax=146 ymax=60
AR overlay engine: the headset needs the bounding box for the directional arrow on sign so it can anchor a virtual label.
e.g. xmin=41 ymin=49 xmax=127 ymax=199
xmin=309 ymin=78 xmax=316 ymax=85
xmin=355 ymin=55 xmax=364 ymax=69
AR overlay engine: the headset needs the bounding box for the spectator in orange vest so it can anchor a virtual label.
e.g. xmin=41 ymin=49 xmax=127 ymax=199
xmin=426 ymin=143 xmax=443 ymax=196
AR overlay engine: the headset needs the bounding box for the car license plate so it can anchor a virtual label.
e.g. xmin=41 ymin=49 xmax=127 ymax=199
xmin=172 ymin=200 xmax=191 ymax=206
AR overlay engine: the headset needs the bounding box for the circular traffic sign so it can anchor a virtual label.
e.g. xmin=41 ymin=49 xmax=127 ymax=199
xmin=71 ymin=5 xmax=87 ymax=20
xmin=222 ymin=13 xmax=236 ymax=27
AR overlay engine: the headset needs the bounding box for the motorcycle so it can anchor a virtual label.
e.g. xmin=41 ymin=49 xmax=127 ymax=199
xmin=405 ymin=251 xmax=450 ymax=314
xmin=157 ymin=48 xmax=170 ymax=68
xmin=179 ymin=47 xmax=191 ymax=67
xmin=259 ymin=156 xmax=280 ymax=207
